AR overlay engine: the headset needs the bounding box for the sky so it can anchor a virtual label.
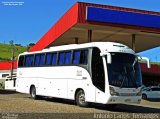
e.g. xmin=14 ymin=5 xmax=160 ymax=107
xmin=0 ymin=0 xmax=159 ymax=62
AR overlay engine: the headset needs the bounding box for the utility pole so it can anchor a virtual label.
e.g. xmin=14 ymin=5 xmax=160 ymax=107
xmin=132 ymin=34 xmax=136 ymax=52
xmin=9 ymin=40 xmax=15 ymax=80
xmin=10 ymin=47 xmax=15 ymax=80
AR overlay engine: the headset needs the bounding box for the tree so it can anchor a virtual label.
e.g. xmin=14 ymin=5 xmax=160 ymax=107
xmin=9 ymin=40 xmax=14 ymax=46
xmin=15 ymin=44 xmax=22 ymax=46
xmin=29 ymin=43 xmax=35 ymax=47
xmin=27 ymin=43 xmax=35 ymax=51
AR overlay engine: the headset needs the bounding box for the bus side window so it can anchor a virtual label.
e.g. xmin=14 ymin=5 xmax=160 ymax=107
xmin=39 ymin=54 xmax=45 ymax=66
xmin=80 ymin=49 xmax=88 ymax=64
xmin=34 ymin=54 xmax=45 ymax=66
xmin=35 ymin=54 xmax=40 ymax=66
xmin=25 ymin=55 xmax=34 ymax=67
xmin=46 ymin=53 xmax=52 ymax=65
xmin=65 ymin=51 xmax=71 ymax=64
xmin=72 ymin=50 xmax=80 ymax=64
xmin=51 ymin=53 xmax=57 ymax=65
xmin=58 ymin=52 xmax=65 ymax=65
xmin=18 ymin=55 xmax=24 ymax=67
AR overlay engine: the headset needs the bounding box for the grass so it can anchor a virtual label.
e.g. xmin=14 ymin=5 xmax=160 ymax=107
xmin=0 ymin=43 xmax=27 ymax=62
xmin=150 ymin=62 xmax=160 ymax=65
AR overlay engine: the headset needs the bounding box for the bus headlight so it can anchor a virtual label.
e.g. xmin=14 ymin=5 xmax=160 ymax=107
xmin=109 ymin=87 xmax=119 ymax=96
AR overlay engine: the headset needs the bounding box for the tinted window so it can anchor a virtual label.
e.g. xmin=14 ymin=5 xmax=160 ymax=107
xmin=18 ymin=55 xmax=24 ymax=67
xmin=34 ymin=54 xmax=45 ymax=66
xmin=92 ymin=47 xmax=105 ymax=92
xmin=39 ymin=54 xmax=45 ymax=66
xmin=51 ymin=53 xmax=57 ymax=65
xmin=25 ymin=55 xmax=34 ymax=67
xmin=58 ymin=52 xmax=65 ymax=65
xmin=35 ymin=55 xmax=40 ymax=66
xmin=152 ymin=88 xmax=160 ymax=91
xmin=65 ymin=51 xmax=71 ymax=64
xmin=46 ymin=53 xmax=52 ymax=65
xmin=107 ymin=53 xmax=142 ymax=88
xmin=72 ymin=50 xmax=80 ymax=64
xmin=80 ymin=49 xmax=88 ymax=64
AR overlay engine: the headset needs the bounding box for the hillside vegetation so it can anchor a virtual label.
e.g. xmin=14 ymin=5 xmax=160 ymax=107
xmin=0 ymin=43 xmax=27 ymax=62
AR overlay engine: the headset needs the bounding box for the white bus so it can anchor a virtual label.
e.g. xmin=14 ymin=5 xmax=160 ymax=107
xmin=16 ymin=42 xmax=150 ymax=107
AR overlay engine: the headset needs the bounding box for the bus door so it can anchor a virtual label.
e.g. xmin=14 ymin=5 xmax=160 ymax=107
xmin=92 ymin=48 xmax=106 ymax=103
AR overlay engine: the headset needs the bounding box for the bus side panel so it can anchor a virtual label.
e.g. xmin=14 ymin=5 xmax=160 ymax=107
xmin=16 ymin=66 xmax=96 ymax=102
xmin=16 ymin=68 xmax=39 ymax=94
xmin=67 ymin=67 xmax=96 ymax=103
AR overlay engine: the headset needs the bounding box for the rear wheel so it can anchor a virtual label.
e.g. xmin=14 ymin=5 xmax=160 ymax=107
xmin=30 ymin=86 xmax=37 ymax=99
xmin=76 ymin=90 xmax=88 ymax=107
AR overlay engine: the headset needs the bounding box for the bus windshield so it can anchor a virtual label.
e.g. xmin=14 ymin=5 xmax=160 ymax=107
xmin=107 ymin=53 xmax=142 ymax=88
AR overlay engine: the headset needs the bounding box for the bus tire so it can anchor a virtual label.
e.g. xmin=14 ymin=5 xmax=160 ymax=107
xmin=30 ymin=86 xmax=37 ymax=100
xmin=76 ymin=90 xmax=88 ymax=107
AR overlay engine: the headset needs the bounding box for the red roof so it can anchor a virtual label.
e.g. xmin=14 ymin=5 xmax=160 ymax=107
xmin=30 ymin=2 xmax=160 ymax=52
xmin=0 ymin=61 xmax=17 ymax=70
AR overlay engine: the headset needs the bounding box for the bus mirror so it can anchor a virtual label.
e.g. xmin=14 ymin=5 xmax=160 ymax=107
xmin=138 ymin=56 xmax=151 ymax=68
xmin=107 ymin=53 xmax=112 ymax=64
xmin=100 ymin=52 xmax=112 ymax=64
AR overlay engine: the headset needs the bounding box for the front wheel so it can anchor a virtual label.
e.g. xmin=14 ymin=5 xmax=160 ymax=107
xmin=76 ymin=90 xmax=88 ymax=107
xmin=30 ymin=86 xmax=37 ymax=100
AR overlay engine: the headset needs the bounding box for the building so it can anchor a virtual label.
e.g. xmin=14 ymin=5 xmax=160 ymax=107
xmin=0 ymin=61 xmax=17 ymax=89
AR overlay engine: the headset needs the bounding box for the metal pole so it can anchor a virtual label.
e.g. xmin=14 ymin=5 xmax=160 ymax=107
xmin=132 ymin=34 xmax=136 ymax=52
xmin=10 ymin=47 xmax=14 ymax=80
xmin=75 ymin=37 xmax=79 ymax=44
xmin=88 ymin=30 xmax=92 ymax=42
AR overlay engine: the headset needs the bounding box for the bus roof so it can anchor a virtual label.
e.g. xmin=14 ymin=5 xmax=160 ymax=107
xmin=20 ymin=42 xmax=134 ymax=55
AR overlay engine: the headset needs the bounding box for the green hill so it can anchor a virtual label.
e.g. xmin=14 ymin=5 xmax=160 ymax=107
xmin=0 ymin=43 xmax=27 ymax=62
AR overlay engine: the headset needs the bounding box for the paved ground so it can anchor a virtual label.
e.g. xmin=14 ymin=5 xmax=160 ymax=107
xmin=0 ymin=90 xmax=160 ymax=119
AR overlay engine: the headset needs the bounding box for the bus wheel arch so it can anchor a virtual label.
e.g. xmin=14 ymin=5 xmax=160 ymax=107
xmin=30 ymin=85 xmax=37 ymax=100
xmin=75 ymin=88 xmax=88 ymax=107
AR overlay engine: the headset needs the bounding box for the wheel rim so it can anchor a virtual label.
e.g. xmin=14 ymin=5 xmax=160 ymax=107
xmin=79 ymin=92 xmax=85 ymax=104
xmin=31 ymin=88 xmax=36 ymax=98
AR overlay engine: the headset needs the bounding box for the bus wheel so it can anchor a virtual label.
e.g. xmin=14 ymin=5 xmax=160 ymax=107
xmin=30 ymin=86 xmax=37 ymax=100
xmin=76 ymin=90 xmax=88 ymax=107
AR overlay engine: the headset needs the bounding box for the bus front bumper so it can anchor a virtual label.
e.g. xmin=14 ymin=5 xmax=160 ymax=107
xmin=107 ymin=96 xmax=141 ymax=104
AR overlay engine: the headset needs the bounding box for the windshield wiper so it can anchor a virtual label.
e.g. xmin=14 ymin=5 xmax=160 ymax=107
xmin=126 ymin=65 xmax=138 ymax=88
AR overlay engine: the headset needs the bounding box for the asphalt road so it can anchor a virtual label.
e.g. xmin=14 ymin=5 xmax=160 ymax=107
xmin=0 ymin=90 xmax=160 ymax=119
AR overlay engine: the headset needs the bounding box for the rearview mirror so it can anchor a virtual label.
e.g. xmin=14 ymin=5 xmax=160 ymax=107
xmin=138 ymin=56 xmax=151 ymax=68
xmin=100 ymin=52 xmax=112 ymax=64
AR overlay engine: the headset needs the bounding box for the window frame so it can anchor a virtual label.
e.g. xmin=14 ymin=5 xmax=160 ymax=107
xmin=18 ymin=48 xmax=89 ymax=68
